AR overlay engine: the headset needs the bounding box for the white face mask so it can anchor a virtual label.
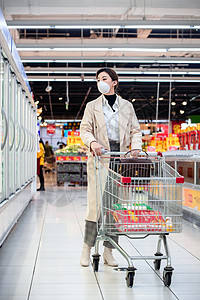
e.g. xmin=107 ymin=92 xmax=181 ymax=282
xmin=97 ymin=81 xmax=110 ymax=94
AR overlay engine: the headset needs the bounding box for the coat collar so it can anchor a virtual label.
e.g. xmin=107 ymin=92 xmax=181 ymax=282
xmin=93 ymin=95 xmax=131 ymax=150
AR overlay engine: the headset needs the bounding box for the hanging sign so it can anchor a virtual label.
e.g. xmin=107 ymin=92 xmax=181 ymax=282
xmin=63 ymin=122 xmax=81 ymax=131
xmin=47 ymin=124 xmax=56 ymax=135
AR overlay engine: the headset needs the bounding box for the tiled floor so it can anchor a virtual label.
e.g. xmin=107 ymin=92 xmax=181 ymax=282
xmin=0 ymin=173 xmax=200 ymax=300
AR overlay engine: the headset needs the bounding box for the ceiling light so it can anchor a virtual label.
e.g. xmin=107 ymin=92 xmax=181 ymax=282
xmin=169 ymin=48 xmax=200 ymax=52
xmin=22 ymin=59 xmax=105 ymax=63
xmin=132 ymin=99 xmax=136 ymax=102
xmin=8 ymin=24 xmax=200 ymax=30
xmin=59 ymin=97 xmax=63 ymax=100
xmin=35 ymin=100 xmax=39 ymax=105
xmin=28 ymin=78 xmax=200 ymax=83
xmin=182 ymin=101 xmax=187 ymax=105
xmin=180 ymin=110 xmax=185 ymax=114
xmin=159 ymin=97 xmax=164 ymax=100
xmin=18 ymin=47 xmax=168 ymax=52
xmin=45 ymin=85 xmax=52 ymax=92
xmin=171 ymin=102 xmax=176 ymax=106
xmin=25 ymin=70 xmax=200 ymax=75
xmin=17 ymin=46 xmax=200 ymax=53
xmin=22 ymin=59 xmax=200 ymax=64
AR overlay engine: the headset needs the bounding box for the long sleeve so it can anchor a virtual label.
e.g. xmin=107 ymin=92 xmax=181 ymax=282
xmin=130 ymin=105 xmax=142 ymax=150
xmin=80 ymin=102 xmax=97 ymax=148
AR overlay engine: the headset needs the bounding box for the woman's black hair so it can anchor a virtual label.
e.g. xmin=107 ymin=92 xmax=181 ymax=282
xmin=96 ymin=68 xmax=119 ymax=93
xmin=39 ymin=138 xmax=45 ymax=149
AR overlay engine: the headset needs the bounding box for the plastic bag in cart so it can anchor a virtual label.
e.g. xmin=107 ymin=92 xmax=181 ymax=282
xmin=108 ymin=209 xmax=167 ymax=232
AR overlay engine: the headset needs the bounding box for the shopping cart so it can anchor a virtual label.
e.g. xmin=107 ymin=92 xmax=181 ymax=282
xmin=92 ymin=151 xmax=184 ymax=287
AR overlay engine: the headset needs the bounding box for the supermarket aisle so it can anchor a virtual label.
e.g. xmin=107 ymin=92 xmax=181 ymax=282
xmin=0 ymin=174 xmax=200 ymax=300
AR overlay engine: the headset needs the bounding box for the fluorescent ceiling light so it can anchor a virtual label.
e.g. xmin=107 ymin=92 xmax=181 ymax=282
xmin=182 ymin=101 xmax=187 ymax=105
xmin=169 ymin=48 xmax=200 ymax=52
xmin=18 ymin=46 xmax=200 ymax=53
xmin=8 ymin=25 xmax=200 ymax=30
xmin=29 ymin=78 xmax=86 ymax=82
xmin=17 ymin=47 xmax=167 ymax=52
xmin=171 ymin=102 xmax=176 ymax=106
xmin=25 ymin=70 xmax=200 ymax=75
xmin=21 ymin=59 xmax=200 ymax=64
xmin=28 ymin=78 xmax=200 ymax=83
xmin=22 ymin=59 xmax=105 ymax=63
xmin=107 ymin=59 xmax=200 ymax=64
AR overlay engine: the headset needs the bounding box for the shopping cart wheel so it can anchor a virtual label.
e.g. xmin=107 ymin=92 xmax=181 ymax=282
xmin=125 ymin=267 xmax=137 ymax=288
xmin=154 ymin=259 xmax=161 ymax=271
xmin=163 ymin=272 xmax=172 ymax=286
xmin=92 ymin=254 xmax=100 ymax=272
xmin=163 ymin=267 xmax=174 ymax=287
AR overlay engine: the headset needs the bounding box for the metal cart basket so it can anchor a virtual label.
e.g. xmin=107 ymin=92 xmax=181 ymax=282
xmin=92 ymin=151 xmax=184 ymax=287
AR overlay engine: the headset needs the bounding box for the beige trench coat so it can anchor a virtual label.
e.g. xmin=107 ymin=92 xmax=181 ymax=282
xmin=80 ymin=95 xmax=142 ymax=222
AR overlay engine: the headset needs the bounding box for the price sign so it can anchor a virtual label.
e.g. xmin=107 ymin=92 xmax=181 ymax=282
xmin=47 ymin=124 xmax=56 ymax=135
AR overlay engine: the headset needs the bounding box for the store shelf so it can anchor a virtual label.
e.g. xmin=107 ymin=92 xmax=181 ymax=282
xmin=56 ymin=156 xmax=87 ymax=185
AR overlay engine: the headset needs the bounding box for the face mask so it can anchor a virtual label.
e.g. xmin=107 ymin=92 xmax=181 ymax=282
xmin=97 ymin=81 xmax=110 ymax=94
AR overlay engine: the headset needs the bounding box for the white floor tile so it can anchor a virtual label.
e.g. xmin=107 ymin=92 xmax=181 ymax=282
xmin=29 ymin=296 xmax=102 ymax=300
xmin=30 ymin=283 xmax=102 ymax=295
xmin=0 ymin=175 xmax=199 ymax=300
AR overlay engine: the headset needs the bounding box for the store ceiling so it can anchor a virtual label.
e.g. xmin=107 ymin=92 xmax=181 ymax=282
xmin=2 ymin=0 xmax=200 ymax=121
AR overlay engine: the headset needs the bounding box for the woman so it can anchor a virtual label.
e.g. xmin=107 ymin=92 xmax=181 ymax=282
xmin=37 ymin=138 xmax=45 ymax=191
xmin=80 ymin=68 xmax=142 ymax=267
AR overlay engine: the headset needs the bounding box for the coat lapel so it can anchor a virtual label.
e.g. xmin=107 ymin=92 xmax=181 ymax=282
xmin=93 ymin=95 xmax=110 ymax=149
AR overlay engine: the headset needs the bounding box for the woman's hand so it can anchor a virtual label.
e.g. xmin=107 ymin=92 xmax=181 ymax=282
xmin=90 ymin=141 xmax=102 ymax=156
xmin=131 ymin=150 xmax=140 ymax=157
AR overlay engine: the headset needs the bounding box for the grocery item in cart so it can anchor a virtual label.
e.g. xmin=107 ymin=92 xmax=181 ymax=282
xmin=113 ymin=203 xmax=153 ymax=210
xmin=165 ymin=217 xmax=174 ymax=232
xmin=109 ymin=209 xmax=166 ymax=232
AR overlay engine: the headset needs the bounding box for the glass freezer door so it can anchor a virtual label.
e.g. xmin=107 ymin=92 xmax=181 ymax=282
xmin=9 ymin=71 xmax=16 ymax=196
xmin=0 ymin=58 xmax=9 ymax=203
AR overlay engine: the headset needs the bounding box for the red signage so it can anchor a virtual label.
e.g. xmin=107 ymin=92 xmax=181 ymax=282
xmin=47 ymin=124 xmax=56 ymax=135
xmin=56 ymin=156 xmax=88 ymax=162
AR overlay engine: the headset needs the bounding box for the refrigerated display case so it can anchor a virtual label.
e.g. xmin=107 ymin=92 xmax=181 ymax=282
xmin=164 ymin=150 xmax=200 ymax=226
xmin=0 ymin=12 xmax=37 ymax=246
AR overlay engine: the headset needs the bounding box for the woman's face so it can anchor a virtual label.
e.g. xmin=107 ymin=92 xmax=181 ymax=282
xmin=97 ymin=71 xmax=117 ymax=94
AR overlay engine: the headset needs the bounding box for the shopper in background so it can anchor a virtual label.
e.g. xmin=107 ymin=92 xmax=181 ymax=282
xmin=44 ymin=141 xmax=54 ymax=158
xmin=80 ymin=67 xmax=142 ymax=267
xmin=37 ymin=138 xmax=45 ymax=191
xmin=44 ymin=141 xmax=54 ymax=173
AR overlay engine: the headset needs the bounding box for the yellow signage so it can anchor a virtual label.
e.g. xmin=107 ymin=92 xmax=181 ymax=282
xmin=183 ymin=188 xmax=200 ymax=211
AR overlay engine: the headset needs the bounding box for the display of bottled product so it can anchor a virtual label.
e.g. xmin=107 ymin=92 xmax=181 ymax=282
xmin=177 ymin=124 xmax=200 ymax=150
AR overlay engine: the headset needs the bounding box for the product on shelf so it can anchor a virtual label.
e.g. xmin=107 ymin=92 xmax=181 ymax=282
xmin=177 ymin=123 xmax=200 ymax=150
xmin=146 ymin=134 xmax=180 ymax=152
xmin=55 ymin=144 xmax=88 ymax=156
